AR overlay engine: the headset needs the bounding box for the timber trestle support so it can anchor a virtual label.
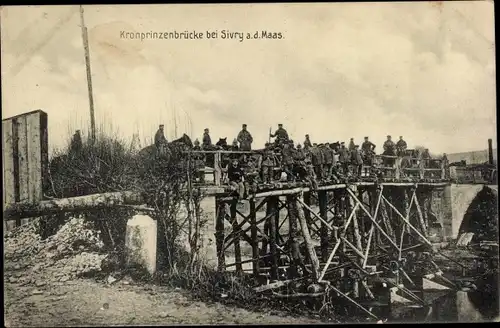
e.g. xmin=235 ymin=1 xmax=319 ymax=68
xmin=214 ymin=182 xmax=455 ymax=319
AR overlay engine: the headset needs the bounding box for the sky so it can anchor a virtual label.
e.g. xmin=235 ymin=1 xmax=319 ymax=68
xmin=1 ymin=2 xmax=496 ymax=156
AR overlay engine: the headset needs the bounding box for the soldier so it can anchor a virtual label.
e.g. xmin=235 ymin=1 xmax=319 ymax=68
xmin=304 ymin=134 xmax=312 ymax=150
xmin=154 ymin=124 xmax=168 ymax=157
xmin=231 ymin=138 xmax=239 ymax=151
xmin=348 ymin=138 xmax=356 ymax=151
xmin=396 ymin=136 xmax=408 ymax=156
xmin=311 ymin=143 xmax=324 ymax=180
xmin=351 ymin=145 xmax=364 ymax=177
xmin=361 ymin=136 xmax=376 ymax=168
xmin=244 ymin=157 xmax=260 ymax=194
xmin=420 ymin=148 xmax=431 ymax=168
xmin=281 ymin=140 xmax=295 ymax=181
xmin=338 ymin=142 xmax=349 ymax=176
xmin=383 ymin=135 xmax=396 ymax=167
xmin=228 ymin=158 xmax=245 ymax=199
xmin=323 ymin=142 xmax=335 ymax=181
xmin=237 ymin=124 xmax=253 ymax=151
xmin=270 ymin=124 xmax=289 ymax=147
xmin=261 ymin=148 xmax=276 ymax=184
xmin=293 ymin=143 xmax=307 ymax=181
xmin=192 ymin=139 xmax=205 ymax=183
xmin=202 ymin=128 xmax=212 ymax=150
xmin=305 ymin=158 xmax=318 ymax=190
xmin=70 ymin=130 xmax=83 ymax=158
xmin=442 ymin=153 xmax=449 ymax=179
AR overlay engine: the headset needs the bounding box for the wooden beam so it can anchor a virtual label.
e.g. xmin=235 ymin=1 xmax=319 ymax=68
xmin=4 ymin=190 xmax=145 ymax=220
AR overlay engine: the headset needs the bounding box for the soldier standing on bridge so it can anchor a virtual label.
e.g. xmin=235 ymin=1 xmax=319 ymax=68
xmin=383 ymin=135 xmax=396 ymax=167
xmin=281 ymin=140 xmax=295 ymax=181
xmin=361 ymin=137 xmax=376 ymax=166
xmin=293 ymin=143 xmax=307 ymax=181
xmin=351 ymin=145 xmax=364 ymax=177
xmin=228 ymin=158 xmax=246 ymax=200
xmin=396 ymin=136 xmax=408 ymax=156
xmin=323 ymin=143 xmax=335 ymax=181
xmin=311 ymin=143 xmax=324 ymax=180
xmin=202 ymin=128 xmax=212 ymax=150
xmin=270 ymin=124 xmax=289 ymax=147
xmin=304 ymin=134 xmax=312 ymax=150
xmin=348 ymin=138 xmax=356 ymax=152
xmin=154 ymin=124 xmax=168 ymax=158
xmin=339 ymin=142 xmax=349 ymax=176
xmin=261 ymin=148 xmax=276 ymax=184
xmin=237 ymin=124 xmax=253 ymax=151
xmin=192 ymin=139 xmax=205 ymax=183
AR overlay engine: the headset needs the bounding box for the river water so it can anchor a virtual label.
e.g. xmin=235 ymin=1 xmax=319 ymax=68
xmin=378 ymin=280 xmax=500 ymax=323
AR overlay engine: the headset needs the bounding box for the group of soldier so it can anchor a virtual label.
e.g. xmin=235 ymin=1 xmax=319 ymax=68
xmin=153 ymin=123 xmax=437 ymax=199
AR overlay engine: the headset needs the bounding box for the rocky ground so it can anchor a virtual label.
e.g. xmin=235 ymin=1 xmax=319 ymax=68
xmin=4 ymin=217 xmax=324 ymax=327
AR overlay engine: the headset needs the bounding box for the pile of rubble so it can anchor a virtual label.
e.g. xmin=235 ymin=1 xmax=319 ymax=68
xmin=4 ymin=216 xmax=109 ymax=285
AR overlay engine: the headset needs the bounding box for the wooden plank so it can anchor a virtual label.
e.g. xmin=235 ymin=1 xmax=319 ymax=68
xmin=17 ymin=115 xmax=30 ymax=204
xmin=2 ymin=120 xmax=15 ymax=207
xmin=27 ymin=112 xmax=43 ymax=202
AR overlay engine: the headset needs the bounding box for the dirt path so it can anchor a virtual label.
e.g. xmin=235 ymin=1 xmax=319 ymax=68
xmin=4 ymin=279 xmax=324 ymax=326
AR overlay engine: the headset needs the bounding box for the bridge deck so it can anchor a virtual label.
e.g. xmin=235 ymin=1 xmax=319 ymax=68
xmin=195 ymin=177 xmax=453 ymax=197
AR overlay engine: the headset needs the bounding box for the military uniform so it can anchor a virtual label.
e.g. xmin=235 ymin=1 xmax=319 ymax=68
xmin=202 ymin=129 xmax=212 ymax=150
xmin=338 ymin=143 xmax=349 ymax=176
xmin=237 ymin=126 xmax=253 ymax=151
xmin=192 ymin=142 xmax=205 ymax=182
xmin=396 ymin=137 xmax=407 ymax=156
xmin=228 ymin=161 xmax=245 ymax=199
xmin=351 ymin=146 xmax=364 ymax=177
xmin=322 ymin=144 xmax=335 ymax=180
xmin=281 ymin=142 xmax=295 ymax=181
xmin=154 ymin=126 xmax=168 ymax=158
xmin=383 ymin=137 xmax=396 ymax=167
xmin=261 ymin=150 xmax=276 ymax=184
xmin=303 ymin=135 xmax=312 ymax=150
xmin=293 ymin=145 xmax=307 ymax=181
xmin=270 ymin=125 xmax=289 ymax=147
xmin=311 ymin=144 xmax=325 ymax=180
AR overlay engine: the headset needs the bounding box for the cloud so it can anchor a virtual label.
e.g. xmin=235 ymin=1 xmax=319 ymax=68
xmin=1 ymin=2 xmax=496 ymax=157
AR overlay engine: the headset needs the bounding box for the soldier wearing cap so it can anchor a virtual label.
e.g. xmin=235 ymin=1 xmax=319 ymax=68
xmin=322 ymin=142 xmax=335 ymax=180
xmin=202 ymin=128 xmax=212 ymax=150
xmin=281 ymin=139 xmax=295 ymax=181
xmin=348 ymin=138 xmax=356 ymax=151
xmin=311 ymin=143 xmax=325 ymax=180
xmin=192 ymin=139 xmax=205 ymax=182
xmin=70 ymin=129 xmax=83 ymax=158
xmin=261 ymin=147 xmax=276 ymax=184
xmin=383 ymin=135 xmax=396 ymax=167
xmin=304 ymin=134 xmax=312 ymax=150
xmin=270 ymin=124 xmax=289 ymax=147
xmin=361 ymin=136 xmax=376 ymax=166
xmin=351 ymin=144 xmax=364 ymax=177
xmin=237 ymin=124 xmax=253 ymax=151
xmin=228 ymin=158 xmax=246 ymax=199
xmin=231 ymin=138 xmax=239 ymax=151
xmin=155 ymin=124 xmax=168 ymax=158
xmin=338 ymin=141 xmax=349 ymax=175
xmin=396 ymin=136 xmax=407 ymax=156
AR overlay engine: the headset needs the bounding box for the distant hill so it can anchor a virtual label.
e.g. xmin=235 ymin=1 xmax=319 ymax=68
xmin=447 ymin=149 xmax=497 ymax=165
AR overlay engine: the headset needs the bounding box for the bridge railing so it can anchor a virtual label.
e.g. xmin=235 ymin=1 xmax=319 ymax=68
xmin=450 ymin=166 xmax=497 ymax=184
xmin=185 ymin=150 xmax=456 ymax=186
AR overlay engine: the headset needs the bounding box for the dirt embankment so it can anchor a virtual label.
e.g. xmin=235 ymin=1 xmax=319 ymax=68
xmin=4 ymin=217 xmax=324 ymax=326
xmin=4 ymin=279 xmax=324 ymax=327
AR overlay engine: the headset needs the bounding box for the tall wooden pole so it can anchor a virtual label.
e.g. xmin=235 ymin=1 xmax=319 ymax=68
xmin=79 ymin=5 xmax=96 ymax=143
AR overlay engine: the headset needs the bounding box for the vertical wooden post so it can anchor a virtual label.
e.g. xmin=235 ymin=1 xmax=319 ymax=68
xmin=296 ymin=194 xmax=320 ymax=282
xmin=287 ymin=195 xmax=299 ymax=278
xmin=358 ymin=188 xmax=366 ymax=247
xmin=349 ymin=185 xmax=362 ymax=298
xmin=230 ymin=199 xmax=242 ymax=273
xmin=303 ymin=191 xmax=312 ymax=229
xmin=214 ymin=151 xmax=221 ymax=186
xmin=250 ymin=198 xmax=259 ymax=277
xmin=318 ymin=191 xmax=329 ymax=263
xmin=215 ymin=198 xmax=226 ymax=273
xmin=79 ymin=5 xmax=96 ymax=143
xmin=268 ymin=196 xmax=279 ymax=280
